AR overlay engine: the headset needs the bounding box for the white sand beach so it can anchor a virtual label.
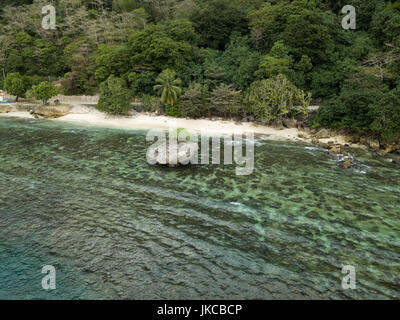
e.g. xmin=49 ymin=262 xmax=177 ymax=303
xmin=57 ymin=113 xmax=302 ymax=138
xmin=0 ymin=110 xmax=358 ymax=147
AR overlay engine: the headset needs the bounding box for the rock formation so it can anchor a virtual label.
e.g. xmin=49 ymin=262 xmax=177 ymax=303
xmin=148 ymin=142 xmax=199 ymax=167
xmin=30 ymin=105 xmax=71 ymax=119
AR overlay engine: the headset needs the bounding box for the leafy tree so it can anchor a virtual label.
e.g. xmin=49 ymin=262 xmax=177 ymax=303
xmin=128 ymin=20 xmax=197 ymax=71
xmin=62 ymin=71 xmax=94 ymax=95
xmin=112 ymin=0 xmax=141 ymax=12
xmin=359 ymin=50 xmax=399 ymax=82
xmin=310 ymin=65 xmax=347 ymax=98
xmin=180 ymin=83 xmax=210 ymax=118
xmin=62 ymin=39 xmax=96 ymax=95
xmin=270 ymin=40 xmax=291 ymax=59
xmin=295 ymin=55 xmax=313 ymax=73
xmin=4 ymin=32 xmax=34 ymax=75
xmin=31 ymin=39 xmax=67 ymax=77
xmin=128 ymin=71 xmax=156 ymax=97
xmin=153 ymin=69 xmax=182 ymax=107
xmin=371 ymin=6 xmax=400 ymax=45
xmin=210 ymin=83 xmax=241 ymax=117
xmin=203 ymin=58 xmax=225 ymax=90
xmin=387 ymin=0 xmax=400 ymax=12
xmin=290 ymin=54 xmax=313 ymax=89
xmin=218 ymin=35 xmax=262 ymax=90
xmin=97 ymin=76 xmax=133 ymax=114
xmin=255 ymin=55 xmax=292 ymax=79
xmin=283 ymin=10 xmax=334 ymax=65
xmin=29 ymin=82 xmax=59 ymax=104
xmin=248 ymin=2 xmax=284 ymax=50
xmin=141 ymin=94 xmax=162 ymax=112
xmin=370 ymin=87 xmax=400 ymax=139
xmin=314 ymin=84 xmax=386 ymax=133
xmin=248 ymin=0 xmax=324 ymax=49
xmin=165 ymin=104 xmax=182 ymax=117
xmin=344 ymin=32 xmax=375 ymax=62
xmin=178 ymin=61 xmax=207 ymax=88
xmin=245 ymin=75 xmax=311 ymax=123
xmin=3 ymin=72 xmax=31 ymax=101
xmin=348 ymin=0 xmax=386 ymax=31
xmin=190 ymin=0 xmax=250 ymax=50
xmin=321 ymin=0 xmax=347 ymax=12
xmin=95 ymin=44 xmax=131 ymax=83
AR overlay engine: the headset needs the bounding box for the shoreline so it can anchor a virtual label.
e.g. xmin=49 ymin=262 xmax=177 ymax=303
xmin=0 ymin=110 xmax=361 ymax=147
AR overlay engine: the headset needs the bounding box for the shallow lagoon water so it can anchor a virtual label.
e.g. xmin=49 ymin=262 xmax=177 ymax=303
xmin=0 ymin=117 xmax=399 ymax=299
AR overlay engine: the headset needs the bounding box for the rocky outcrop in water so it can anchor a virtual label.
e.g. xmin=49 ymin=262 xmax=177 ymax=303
xmin=307 ymin=138 xmax=357 ymax=169
xmin=327 ymin=145 xmax=357 ymax=169
xmin=328 ymin=145 xmax=346 ymax=155
xmin=378 ymin=142 xmax=400 ymax=155
xmin=148 ymin=142 xmax=199 ymax=167
xmin=307 ymin=127 xmax=400 ymax=155
xmin=391 ymin=157 xmax=400 ymax=165
xmin=340 ymin=157 xmax=353 ymax=169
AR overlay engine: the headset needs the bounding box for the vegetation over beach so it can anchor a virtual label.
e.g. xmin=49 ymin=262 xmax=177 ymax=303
xmin=0 ymin=1 xmax=400 ymax=301
xmin=0 ymin=0 xmax=399 ymax=142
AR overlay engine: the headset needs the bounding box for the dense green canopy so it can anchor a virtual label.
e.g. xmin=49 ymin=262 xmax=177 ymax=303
xmin=0 ymin=0 xmax=399 ymax=139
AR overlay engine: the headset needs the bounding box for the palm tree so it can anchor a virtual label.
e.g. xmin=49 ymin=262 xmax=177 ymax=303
xmin=153 ymin=69 xmax=182 ymax=107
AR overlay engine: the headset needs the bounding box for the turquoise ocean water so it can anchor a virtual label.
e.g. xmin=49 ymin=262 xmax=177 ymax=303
xmin=0 ymin=117 xmax=399 ymax=299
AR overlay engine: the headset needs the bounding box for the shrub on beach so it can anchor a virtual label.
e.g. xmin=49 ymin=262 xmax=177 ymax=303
xmin=97 ymin=75 xmax=133 ymax=115
xmin=141 ymin=94 xmax=163 ymax=113
xmin=128 ymin=71 xmax=157 ymax=97
xmin=28 ymin=82 xmax=59 ymax=104
xmin=3 ymin=72 xmax=31 ymax=101
xmin=315 ymin=84 xmax=400 ymax=141
xmin=244 ymin=74 xmax=311 ymax=123
xmin=180 ymin=83 xmax=210 ymax=118
xmin=210 ymin=83 xmax=242 ymax=118
xmin=370 ymin=87 xmax=400 ymax=140
xmin=165 ymin=104 xmax=182 ymax=117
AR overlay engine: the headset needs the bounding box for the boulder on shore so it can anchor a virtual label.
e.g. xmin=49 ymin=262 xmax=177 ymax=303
xmin=298 ymin=131 xmax=310 ymax=139
xmin=359 ymin=137 xmax=380 ymax=151
xmin=368 ymin=139 xmax=380 ymax=151
xmin=271 ymin=120 xmax=285 ymax=130
xmin=311 ymin=137 xmax=329 ymax=149
xmin=31 ymin=105 xmax=71 ymax=119
xmin=0 ymin=105 xmax=13 ymax=113
xmin=283 ymin=118 xmax=297 ymax=128
xmin=314 ymin=128 xmax=332 ymax=139
xmin=378 ymin=142 xmax=400 ymax=155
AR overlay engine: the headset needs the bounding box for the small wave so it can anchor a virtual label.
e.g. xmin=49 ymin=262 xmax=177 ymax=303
xmin=224 ymin=139 xmax=263 ymax=147
xmin=304 ymin=146 xmax=320 ymax=151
